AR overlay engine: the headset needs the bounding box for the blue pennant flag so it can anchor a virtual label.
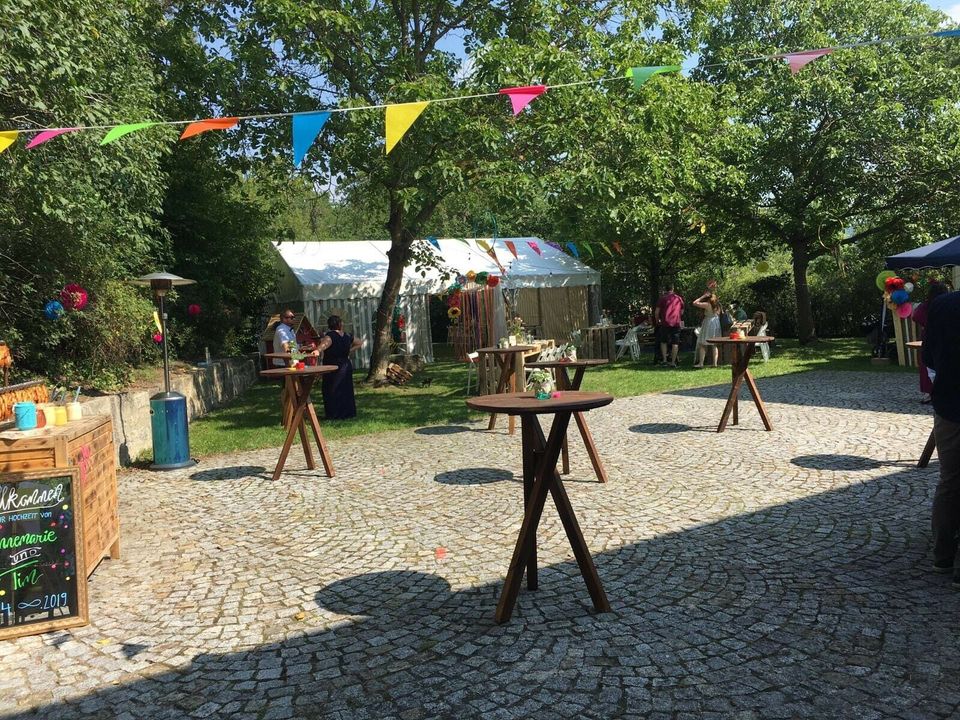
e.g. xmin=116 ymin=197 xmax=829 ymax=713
xmin=292 ymin=112 xmax=331 ymax=167
xmin=566 ymin=242 xmax=580 ymax=258
xmin=426 ymin=235 xmax=440 ymax=250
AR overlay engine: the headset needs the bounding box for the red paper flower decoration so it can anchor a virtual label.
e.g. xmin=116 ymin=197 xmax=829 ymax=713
xmin=447 ymin=293 xmax=462 ymax=308
xmin=152 ymin=333 xmax=163 ymax=344
xmin=187 ymin=304 xmax=201 ymax=317
xmin=487 ymin=275 xmax=500 ymax=287
xmin=885 ymin=277 xmax=904 ymax=291
xmin=60 ymin=284 xmax=88 ymax=311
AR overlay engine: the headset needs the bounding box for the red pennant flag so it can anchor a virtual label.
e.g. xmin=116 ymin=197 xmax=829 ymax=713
xmin=612 ymin=241 xmax=623 ymax=255
xmin=499 ymin=85 xmax=547 ymax=115
xmin=527 ymin=240 xmax=542 ymax=255
xmin=777 ymin=48 xmax=833 ymax=74
xmin=504 ymin=240 xmax=518 ymax=259
xmin=487 ymin=247 xmax=505 ymax=272
xmin=180 ymin=117 xmax=239 ymax=140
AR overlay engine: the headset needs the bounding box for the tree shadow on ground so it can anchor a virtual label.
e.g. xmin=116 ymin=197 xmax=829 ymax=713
xmin=189 ymin=465 xmax=269 ymax=481
xmin=433 ymin=467 xmax=518 ymax=485
xmin=7 ymin=466 xmax=960 ymax=719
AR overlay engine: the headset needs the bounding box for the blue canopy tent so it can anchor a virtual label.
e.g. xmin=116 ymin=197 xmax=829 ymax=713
xmin=883 ymin=236 xmax=960 ymax=367
xmin=885 ymin=235 xmax=960 ymax=270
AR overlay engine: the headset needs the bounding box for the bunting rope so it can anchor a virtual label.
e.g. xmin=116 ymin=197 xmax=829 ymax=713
xmin=0 ymin=27 xmax=957 ymax=156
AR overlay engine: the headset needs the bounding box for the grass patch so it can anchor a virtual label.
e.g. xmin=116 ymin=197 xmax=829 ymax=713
xmin=189 ymin=338 xmax=909 ymax=458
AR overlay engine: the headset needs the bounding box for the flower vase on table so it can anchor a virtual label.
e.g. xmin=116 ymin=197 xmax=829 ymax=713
xmin=527 ymin=369 xmax=553 ymax=400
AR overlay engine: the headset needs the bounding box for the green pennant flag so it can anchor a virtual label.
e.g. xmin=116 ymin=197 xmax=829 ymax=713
xmin=582 ymin=241 xmax=594 ymax=258
xmin=626 ymin=65 xmax=682 ymax=89
xmin=600 ymin=243 xmax=613 ymax=257
xmin=100 ymin=122 xmax=157 ymax=145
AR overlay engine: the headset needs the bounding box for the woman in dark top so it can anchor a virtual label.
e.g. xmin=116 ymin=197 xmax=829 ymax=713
xmin=317 ymin=315 xmax=362 ymax=420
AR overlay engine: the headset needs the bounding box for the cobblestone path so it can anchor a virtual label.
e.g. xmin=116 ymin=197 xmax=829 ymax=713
xmin=1 ymin=370 xmax=958 ymax=719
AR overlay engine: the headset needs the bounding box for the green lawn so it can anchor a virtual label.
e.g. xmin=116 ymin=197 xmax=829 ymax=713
xmin=188 ymin=338 xmax=910 ymax=458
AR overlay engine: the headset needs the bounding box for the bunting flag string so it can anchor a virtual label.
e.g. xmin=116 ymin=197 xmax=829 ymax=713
xmin=499 ymin=85 xmax=547 ymax=115
xmin=385 ymin=101 xmax=429 ymax=154
xmin=1 ymin=28 xmax=958 ymax=157
xmin=292 ymin=112 xmax=331 ymax=166
xmin=527 ymin=241 xmax=542 ymax=255
xmin=504 ymin=240 xmax=518 ymax=259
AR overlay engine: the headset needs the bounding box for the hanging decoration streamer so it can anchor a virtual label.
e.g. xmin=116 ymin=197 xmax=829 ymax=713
xmin=627 ymin=65 xmax=682 ymax=88
xmin=527 ymin=241 xmax=542 ymax=255
xmin=777 ymin=49 xmax=833 ymax=74
xmin=180 ymin=117 xmax=238 ymax=140
xmin=385 ymin=101 xmax=429 ymax=154
xmin=499 ymin=85 xmax=547 ymax=115
xmin=292 ymin=112 xmax=331 ymax=166
xmin=101 ymin=122 xmax=156 ymax=145
xmin=504 ymin=240 xmax=518 ymax=259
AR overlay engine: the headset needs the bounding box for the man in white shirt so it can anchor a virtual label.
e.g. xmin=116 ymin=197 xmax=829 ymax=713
xmin=272 ymin=310 xmax=298 ymax=366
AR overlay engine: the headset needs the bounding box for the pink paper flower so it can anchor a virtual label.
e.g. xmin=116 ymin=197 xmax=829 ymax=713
xmin=187 ymin=303 xmax=201 ymax=317
xmin=60 ymin=283 xmax=88 ymax=311
xmin=152 ymin=333 xmax=163 ymax=343
xmin=551 ymin=391 xmax=562 ymax=398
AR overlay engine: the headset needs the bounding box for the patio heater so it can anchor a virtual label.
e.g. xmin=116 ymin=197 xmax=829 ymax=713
xmin=132 ymin=271 xmax=196 ymax=470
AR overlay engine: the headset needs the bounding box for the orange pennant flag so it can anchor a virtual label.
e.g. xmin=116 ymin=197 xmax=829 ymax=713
xmin=504 ymin=240 xmax=518 ymax=259
xmin=180 ymin=117 xmax=239 ymax=140
xmin=612 ymin=241 xmax=623 ymax=255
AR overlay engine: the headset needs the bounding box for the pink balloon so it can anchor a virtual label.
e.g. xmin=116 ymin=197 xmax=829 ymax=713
xmin=897 ymin=302 xmax=913 ymax=319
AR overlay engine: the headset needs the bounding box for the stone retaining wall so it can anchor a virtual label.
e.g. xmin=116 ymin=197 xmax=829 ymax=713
xmin=81 ymin=356 xmax=258 ymax=466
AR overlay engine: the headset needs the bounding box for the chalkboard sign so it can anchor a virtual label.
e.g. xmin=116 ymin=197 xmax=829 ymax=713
xmin=0 ymin=468 xmax=88 ymax=640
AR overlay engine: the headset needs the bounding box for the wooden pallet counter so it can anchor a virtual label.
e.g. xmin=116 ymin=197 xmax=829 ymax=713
xmin=0 ymin=415 xmax=120 ymax=578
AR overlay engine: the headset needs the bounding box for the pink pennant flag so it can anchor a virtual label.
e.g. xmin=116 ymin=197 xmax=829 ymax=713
xmin=778 ymin=48 xmax=833 ymax=74
xmin=527 ymin=240 xmax=542 ymax=255
xmin=499 ymin=85 xmax=547 ymax=115
xmin=26 ymin=128 xmax=80 ymax=149
xmin=504 ymin=240 xmax=518 ymax=259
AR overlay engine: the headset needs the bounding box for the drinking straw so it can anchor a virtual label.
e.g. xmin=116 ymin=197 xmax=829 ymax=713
xmin=73 ymin=386 xmax=80 ymax=402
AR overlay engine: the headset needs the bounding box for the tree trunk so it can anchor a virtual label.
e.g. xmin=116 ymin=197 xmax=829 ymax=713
xmin=791 ymin=239 xmax=816 ymax=344
xmin=365 ymin=201 xmax=411 ymax=383
xmin=647 ymin=253 xmax=661 ymax=310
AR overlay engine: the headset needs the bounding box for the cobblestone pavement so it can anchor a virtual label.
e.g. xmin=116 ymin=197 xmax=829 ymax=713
xmin=2 ymin=370 xmax=959 ymax=719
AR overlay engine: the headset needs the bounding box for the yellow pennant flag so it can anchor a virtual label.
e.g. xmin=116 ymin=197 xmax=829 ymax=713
xmin=0 ymin=131 xmax=18 ymax=154
xmin=152 ymin=310 xmax=162 ymax=334
xmin=385 ymin=101 xmax=429 ymax=154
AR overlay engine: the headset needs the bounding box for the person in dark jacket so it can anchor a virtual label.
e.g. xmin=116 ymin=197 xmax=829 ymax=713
xmin=922 ymin=289 xmax=960 ymax=585
xmin=317 ymin=315 xmax=362 ymax=420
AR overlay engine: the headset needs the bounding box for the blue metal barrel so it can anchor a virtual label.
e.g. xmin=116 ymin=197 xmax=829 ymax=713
xmin=149 ymin=391 xmax=192 ymax=469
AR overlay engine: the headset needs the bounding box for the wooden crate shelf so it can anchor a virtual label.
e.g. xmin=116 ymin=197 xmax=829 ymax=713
xmin=0 ymin=415 xmax=120 ymax=578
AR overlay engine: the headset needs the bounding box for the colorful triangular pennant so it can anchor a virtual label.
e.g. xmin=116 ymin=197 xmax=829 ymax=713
xmin=777 ymin=49 xmax=833 ymax=74
xmin=612 ymin=241 xmax=623 ymax=255
xmin=504 ymin=240 xmax=518 ymax=259
xmin=101 ymin=122 xmax=156 ymax=145
xmin=527 ymin=241 xmax=542 ymax=255
xmin=487 ymin=247 xmax=505 ymax=272
xmin=600 ymin=243 xmax=613 ymax=256
xmin=426 ymin=235 xmax=440 ymax=250
xmin=0 ymin=131 xmax=18 ymax=154
xmin=475 ymin=239 xmax=491 ymax=252
xmin=292 ymin=112 xmax=331 ymax=166
xmin=26 ymin=128 xmax=80 ymax=149
xmin=626 ymin=65 xmax=681 ymax=89
xmin=498 ymin=85 xmax=547 ymax=115
xmin=385 ymin=101 xmax=429 ymax=154
xmin=565 ymin=242 xmax=579 ymax=258
xmin=180 ymin=117 xmax=239 ymax=140
xmin=582 ymin=242 xmax=594 ymax=258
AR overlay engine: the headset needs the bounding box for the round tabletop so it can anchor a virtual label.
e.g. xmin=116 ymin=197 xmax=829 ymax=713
xmin=707 ymin=336 xmax=775 ymax=344
xmin=526 ymin=359 xmax=609 ymax=369
xmin=476 ymin=345 xmax=537 ymax=354
xmin=260 ymin=365 xmax=338 ymax=378
xmin=467 ymin=391 xmax=613 ymax=415
xmin=906 ymin=341 xmax=922 ymax=349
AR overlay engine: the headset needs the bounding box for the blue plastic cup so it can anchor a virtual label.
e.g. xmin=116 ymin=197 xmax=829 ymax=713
xmin=14 ymin=402 xmax=37 ymax=430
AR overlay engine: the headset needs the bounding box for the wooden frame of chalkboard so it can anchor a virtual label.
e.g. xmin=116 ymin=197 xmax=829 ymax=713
xmin=0 ymin=468 xmax=89 ymax=640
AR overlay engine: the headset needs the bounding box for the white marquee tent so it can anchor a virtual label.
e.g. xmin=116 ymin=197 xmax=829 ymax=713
xmin=269 ymin=239 xmax=601 ymax=368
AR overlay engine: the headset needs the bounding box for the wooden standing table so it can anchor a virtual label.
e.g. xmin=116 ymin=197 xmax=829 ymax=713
xmin=525 ymin=359 xmax=609 ymax=482
xmin=260 ymin=366 xmax=337 ymax=481
xmin=706 ymin=337 xmax=775 ymax=432
xmin=906 ymin=340 xmax=937 ymax=468
xmin=475 ymin=345 xmax=536 ymax=435
xmin=465 ymin=391 xmax=613 ymax=623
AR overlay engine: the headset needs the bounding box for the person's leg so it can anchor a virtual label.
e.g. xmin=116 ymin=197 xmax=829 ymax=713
xmin=670 ymin=342 xmax=679 ymax=366
xmin=660 ymin=342 xmax=668 ymax=364
xmin=710 ymin=344 xmax=718 ymax=368
xmin=931 ymin=413 xmax=960 ymax=572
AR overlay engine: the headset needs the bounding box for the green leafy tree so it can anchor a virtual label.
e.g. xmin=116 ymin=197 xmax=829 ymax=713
xmin=698 ymin=0 xmax=960 ymax=342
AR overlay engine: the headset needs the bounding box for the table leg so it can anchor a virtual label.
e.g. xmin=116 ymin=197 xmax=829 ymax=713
xmin=565 ymin=367 xmax=606 ymax=483
xmin=495 ymin=411 xmax=609 ymax=623
xmin=918 ymin=428 xmax=937 ymax=468
xmin=272 ymin=394 xmax=310 ymax=481
xmin=741 ymin=368 xmax=772 ymax=431
xmin=291 ymin=379 xmax=316 ymax=470
xmin=507 ymin=354 xmax=517 ymax=436
xmin=732 ymin=346 xmax=741 ymax=426
xmin=558 ymin=368 xmax=570 ymax=474
xmin=717 ymin=370 xmax=746 ymax=433
xmin=487 ymin=355 xmax=511 ymax=431
xmin=306 ymin=402 xmax=335 ymax=477
xmin=521 ymin=416 xmax=538 ymax=591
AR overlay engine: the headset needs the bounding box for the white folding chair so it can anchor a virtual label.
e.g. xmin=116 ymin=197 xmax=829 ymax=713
xmin=757 ymin=324 xmax=770 ymax=361
xmin=465 ymin=351 xmax=480 ymax=394
xmin=615 ymin=326 xmax=642 ymax=361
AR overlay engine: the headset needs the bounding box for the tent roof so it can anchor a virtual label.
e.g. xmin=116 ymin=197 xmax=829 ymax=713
xmin=273 ymin=239 xmax=600 ymax=301
xmin=886 ymin=235 xmax=960 ymax=270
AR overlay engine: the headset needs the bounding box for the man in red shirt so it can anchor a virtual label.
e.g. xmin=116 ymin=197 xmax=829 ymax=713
xmin=654 ymin=283 xmax=684 ymax=367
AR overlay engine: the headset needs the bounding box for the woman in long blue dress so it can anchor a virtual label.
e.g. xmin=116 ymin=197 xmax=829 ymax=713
xmin=318 ymin=315 xmax=362 ymax=419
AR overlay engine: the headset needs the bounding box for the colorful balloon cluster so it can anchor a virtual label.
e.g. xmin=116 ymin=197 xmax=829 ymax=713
xmin=43 ymin=283 xmax=89 ymax=321
xmin=876 ymin=271 xmax=914 ymax=318
xmin=445 ymin=270 xmax=501 ymax=321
